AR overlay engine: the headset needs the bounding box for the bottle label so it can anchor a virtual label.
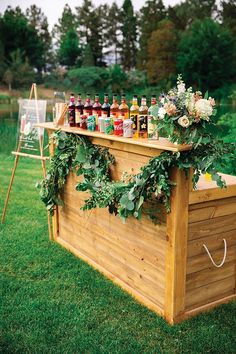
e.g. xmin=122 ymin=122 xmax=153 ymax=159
xmin=75 ymin=110 xmax=80 ymax=124
xmin=139 ymin=115 xmax=147 ymax=132
xmin=130 ymin=114 xmax=138 ymax=131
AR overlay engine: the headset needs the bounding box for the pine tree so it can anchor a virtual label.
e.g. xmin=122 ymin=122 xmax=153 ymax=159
xmin=26 ymin=5 xmax=51 ymax=71
xmin=138 ymin=0 xmax=166 ymax=70
xmin=58 ymin=29 xmax=81 ymax=67
xmin=53 ymin=4 xmax=77 ymax=46
xmin=146 ymin=20 xmax=177 ymax=84
xmin=82 ymin=44 xmax=95 ymax=66
xmin=168 ymin=0 xmax=217 ymax=31
xmin=76 ymin=0 xmax=103 ymax=66
xmin=105 ymin=2 xmax=122 ymax=64
xmin=120 ymin=0 xmax=137 ymax=70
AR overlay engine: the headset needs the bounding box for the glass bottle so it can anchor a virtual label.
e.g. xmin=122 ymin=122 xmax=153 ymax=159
xmin=75 ymin=93 xmax=84 ymax=128
xmin=148 ymin=95 xmax=158 ymax=140
xmin=68 ymin=93 xmax=76 ymax=127
xmin=101 ymin=93 xmax=110 ymax=117
xmin=119 ymin=94 xmax=129 ymax=119
xmin=138 ymin=95 xmax=148 ymax=138
xmin=130 ymin=95 xmax=139 ymax=138
xmin=83 ymin=93 xmax=93 ymax=117
xmin=92 ymin=93 xmax=102 ymax=131
xmin=110 ymin=94 xmax=119 ymax=119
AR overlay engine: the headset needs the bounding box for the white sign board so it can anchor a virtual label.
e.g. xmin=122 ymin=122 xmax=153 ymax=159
xmin=18 ymin=99 xmax=47 ymax=153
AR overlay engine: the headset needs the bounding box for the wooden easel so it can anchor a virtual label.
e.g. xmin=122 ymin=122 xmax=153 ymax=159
xmin=1 ymin=83 xmax=52 ymax=240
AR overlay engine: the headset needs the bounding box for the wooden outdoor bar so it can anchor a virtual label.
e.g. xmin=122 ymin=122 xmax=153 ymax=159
xmin=40 ymin=122 xmax=236 ymax=324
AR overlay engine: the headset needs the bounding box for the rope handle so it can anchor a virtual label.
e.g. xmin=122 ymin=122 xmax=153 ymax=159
xmin=203 ymin=238 xmax=227 ymax=268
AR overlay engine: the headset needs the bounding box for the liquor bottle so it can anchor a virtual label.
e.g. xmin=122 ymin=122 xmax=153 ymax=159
xmin=110 ymin=94 xmax=119 ymax=119
xmin=75 ymin=93 xmax=84 ymax=128
xmin=92 ymin=93 xmax=102 ymax=130
xmin=148 ymin=95 xmax=158 ymax=140
xmin=119 ymin=94 xmax=129 ymax=119
xmin=68 ymin=93 xmax=76 ymax=127
xmin=138 ymin=95 xmax=148 ymax=138
xmin=130 ymin=95 xmax=139 ymax=138
xmin=101 ymin=93 xmax=110 ymax=117
xmin=83 ymin=93 xmax=93 ymax=117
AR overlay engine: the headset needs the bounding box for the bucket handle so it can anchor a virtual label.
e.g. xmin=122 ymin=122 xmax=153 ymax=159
xmin=203 ymin=238 xmax=227 ymax=268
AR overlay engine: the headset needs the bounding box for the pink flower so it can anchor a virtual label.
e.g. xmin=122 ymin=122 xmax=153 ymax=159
xmin=209 ymin=97 xmax=216 ymax=106
xmin=163 ymin=102 xmax=177 ymax=116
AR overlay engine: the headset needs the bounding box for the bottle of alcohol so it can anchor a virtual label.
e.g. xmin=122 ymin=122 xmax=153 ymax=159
xmin=68 ymin=93 xmax=76 ymax=127
xmin=110 ymin=94 xmax=119 ymax=119
xmin=119 ymin=94 xmax=129 ymax=119
xmin=148 ymin=95 xmax=158 ymax=140
xmin=138 ymin=95 xmax=148 ymax=138
xmin=84 ymin=93 xmax=93 ymax=117
xmin=75 ymin=93 xmax=84 ymax=128
xmin=92 ymin=93 xmax=102 ymax=131
xmin=130 ymin=95 xmax=139 ymax=138
xmin=101 ymin=93 xmax=110 ymax=117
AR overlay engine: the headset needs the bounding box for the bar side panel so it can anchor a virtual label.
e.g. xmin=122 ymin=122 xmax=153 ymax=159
xmin=186 ymin=198 xmax=236 ymax=310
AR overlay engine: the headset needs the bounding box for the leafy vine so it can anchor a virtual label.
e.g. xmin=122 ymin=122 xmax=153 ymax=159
xmin=39 ymin=130 xmax=234 ymax=224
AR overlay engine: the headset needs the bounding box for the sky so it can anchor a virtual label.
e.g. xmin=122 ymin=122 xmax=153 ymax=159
xmin=0 ymin=0 xmax=180 ymax=29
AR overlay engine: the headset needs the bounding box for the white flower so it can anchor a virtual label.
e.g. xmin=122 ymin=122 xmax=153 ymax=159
xmin=178 ymin=115 xmax=190 ymax=128
xmin=24 ymin=122 xmax=31 ymax=135
xmin=177 ymin=82 xmax=186 ymax=94
xmin=158 ymin=107 xmax=166 ymax=119
xmin=186 ymin=93 xmax=195 ymax=112
xmin=195 ymin=99 xmax=213 ymax=119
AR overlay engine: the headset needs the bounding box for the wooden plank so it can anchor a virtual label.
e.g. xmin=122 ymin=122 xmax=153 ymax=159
xmin=187 ymin=246 xmax=236 ymax=275
xmin=185 ymin=275 xmax=235 ymax=309
xmin=188 ymin=214 xmax=236 ymax=241
xmin=12 ymin=151 xmax=49 ymax=160
xmin=189 ymin=185 xmax=236 ymax=205
xmin=189 ymin=196 xmax=236 ymax=211
xmin=186 ymin=262 xmax=235 ymax=290
xmin=164 ymin=168 xmax=189 ymax=323
xmin=187 ymin=229 xmax=236 ymax=258
xmin=59 ymin=216 xmax=166 ymax=286
xmin=56 ymin=236 xmax=165 ymax=316
xmin=39 ymin=122 xmax=192 ymax=152
xmin=188 ymin=201 xmax=236 ymax=223
xmin=58 ymin=224 xmax=165 ymax=307
xmin=179 ymin=294 xmax=236 ymax=323
xmin=60 ymin=209 xmax=167 ymax=271
xmin=89 ymin=138 xmax=162 ymax=157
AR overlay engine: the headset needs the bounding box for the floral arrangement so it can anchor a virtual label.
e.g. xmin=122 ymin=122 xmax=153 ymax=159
xmin=157 ymin=75 xmax=217 ymax=144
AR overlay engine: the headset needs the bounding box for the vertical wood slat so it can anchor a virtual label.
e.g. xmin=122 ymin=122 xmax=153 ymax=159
xmin=164 ymin=168 xmax=189 ymax=324
xmin=48 ymin=128 xmax=58 ymax=241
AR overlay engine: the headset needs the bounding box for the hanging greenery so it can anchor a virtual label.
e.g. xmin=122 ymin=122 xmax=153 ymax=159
xmin=39 ymin=129 xmax=234 ymax=224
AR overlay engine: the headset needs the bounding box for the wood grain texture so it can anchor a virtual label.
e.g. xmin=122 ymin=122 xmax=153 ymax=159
xmin=164 ymin=168 xmax=189 ymax=323
xmin=58 ymin=164 xmax=167 ymax=310
xmin=56 ymin=237 xmax=164 ymax=317
xmin=185 ymin=275 xmax=235 ymax=310
xmin=38 ymin=122 xmax=192 ymax=152
xmin=189 ymin=185 xmax=236 ymax=205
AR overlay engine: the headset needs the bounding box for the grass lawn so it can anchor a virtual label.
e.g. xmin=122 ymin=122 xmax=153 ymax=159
xmin=1 ymin=154 xmax=236 ymax=354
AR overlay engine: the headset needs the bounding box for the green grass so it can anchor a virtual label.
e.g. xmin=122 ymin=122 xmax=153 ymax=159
xmin=0 ymin=154 xmax=236 ymax=354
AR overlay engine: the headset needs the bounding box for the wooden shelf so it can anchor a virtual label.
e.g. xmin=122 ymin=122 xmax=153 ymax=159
xmin=36 ymin=122 xmax=192 ymax=152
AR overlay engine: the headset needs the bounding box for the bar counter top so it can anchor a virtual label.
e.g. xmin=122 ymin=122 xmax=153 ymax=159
xmin=36 ymin=122 xmax=192 ymax=152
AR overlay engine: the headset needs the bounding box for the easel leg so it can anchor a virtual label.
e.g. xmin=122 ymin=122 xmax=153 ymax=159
xmin=1 ymin=154 xmax=19 ymax=224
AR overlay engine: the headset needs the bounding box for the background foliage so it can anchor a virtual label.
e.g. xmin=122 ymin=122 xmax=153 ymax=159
xmin=0 ymin=0 xmax=235 ymax=98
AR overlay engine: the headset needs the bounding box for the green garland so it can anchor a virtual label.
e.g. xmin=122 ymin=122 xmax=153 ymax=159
xmin=39 ymin=130 xmax=234 ymax=224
